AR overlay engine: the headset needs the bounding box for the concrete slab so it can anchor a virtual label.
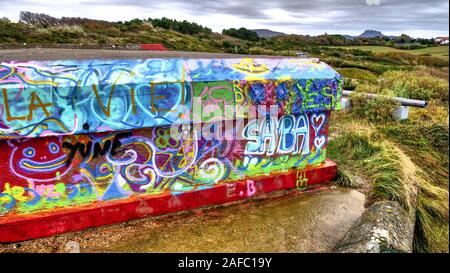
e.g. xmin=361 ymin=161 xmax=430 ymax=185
xmin=0 ymin=185 xmax=365 ymax=253
xmin=392 ymin=106 xmax=409 ymax=121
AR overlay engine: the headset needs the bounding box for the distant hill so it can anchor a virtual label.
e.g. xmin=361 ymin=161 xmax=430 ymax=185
xmin=1 ymin=12 xmax=435 ymax=55
xmin=343 ymin=30 xmax=396 ymax=40
xmin=344 ymin=35 xmax=355 ymax=40
xmin=252 ymin=29 xmax=286 ymax=38
xmin=357 ymin=29 xmax=386 ymax=38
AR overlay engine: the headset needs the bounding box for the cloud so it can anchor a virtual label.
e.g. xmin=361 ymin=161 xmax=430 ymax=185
xmin=0 ymin=0 xmax=448 ymax=38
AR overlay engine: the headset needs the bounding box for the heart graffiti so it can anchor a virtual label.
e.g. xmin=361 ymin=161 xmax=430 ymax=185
xmin=311 ymin=113 xmax=325 ymax=134
xmin=314 ymin=135 xmax=326 ymax=150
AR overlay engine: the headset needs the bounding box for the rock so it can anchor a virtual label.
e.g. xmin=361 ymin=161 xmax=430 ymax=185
xmin=334 ymin=201 xmax=414 ymax=253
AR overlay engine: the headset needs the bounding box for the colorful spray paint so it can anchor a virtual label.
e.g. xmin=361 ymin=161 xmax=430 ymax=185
xmin=0 ymin=57 xmax=342 ymax=242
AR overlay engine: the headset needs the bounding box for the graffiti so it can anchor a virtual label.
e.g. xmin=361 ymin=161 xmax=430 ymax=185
xmin=0 ymin=181 xmax=95 ymax=214
xmin=0 ymin=57 xmax=342 ymax=219
xmin=0 ymin=58 xmax=341 ymax=138
xmin=296 ymin=171 xmax=308 ymax=189
xmin=197 ymin=158 xmax=226 ymax=184
xmin=62 ymin=131 xmax=132 ymax=165
xmin=243 ymin=114 xmax=310 ymax=156
xmin=246 ymin=180 xmax=256 ymax=196
xmin=7 ymin=137 xmax=72 ymax=183
xmin=0 ymin=111 xmax=330 ymax=215
xmin=311 ymin=113 xmax=326 ymax=151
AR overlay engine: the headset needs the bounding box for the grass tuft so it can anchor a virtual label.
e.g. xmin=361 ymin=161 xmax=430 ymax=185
xmin=334 ymin=168 xmax=360 ymax=188
xmin=329 ymin=118 xmax=449 ymax=252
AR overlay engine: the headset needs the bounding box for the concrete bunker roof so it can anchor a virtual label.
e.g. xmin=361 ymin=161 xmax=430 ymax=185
xmin=0 ymin=49 xmax=341 ymax=83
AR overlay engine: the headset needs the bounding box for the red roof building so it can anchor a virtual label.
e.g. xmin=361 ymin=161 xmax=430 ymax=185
xmin=435 ymin=37 xmax=449 ymax=45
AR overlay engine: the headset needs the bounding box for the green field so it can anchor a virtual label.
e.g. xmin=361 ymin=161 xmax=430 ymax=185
xmin=328 ymin=45 xmax=449 ymax=59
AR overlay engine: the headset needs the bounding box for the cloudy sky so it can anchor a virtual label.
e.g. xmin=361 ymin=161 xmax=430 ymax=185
xmin=0 ymin=0 xmax=448 ymax=38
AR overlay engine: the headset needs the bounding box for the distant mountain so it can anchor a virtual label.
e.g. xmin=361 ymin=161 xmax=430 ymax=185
xmin=357 ymin=29 xmax=386 ymax=38
xmin=252 ymin=29 xmax=286 ymax=38
xmin=342 ymin=30 xmax=396 ymax=40
xmin=343 ymin=35 xmax=355 ymax=40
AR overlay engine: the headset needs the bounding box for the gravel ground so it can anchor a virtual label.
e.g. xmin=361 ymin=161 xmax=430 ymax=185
xmin=0 ymin=48 xmax=289 ymax=62
xmin=0 ymin=185 xmax=365 ymax=253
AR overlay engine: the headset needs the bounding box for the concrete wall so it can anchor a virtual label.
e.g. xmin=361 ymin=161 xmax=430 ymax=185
xmin=0 ymin=58 xmax=342 ymax=237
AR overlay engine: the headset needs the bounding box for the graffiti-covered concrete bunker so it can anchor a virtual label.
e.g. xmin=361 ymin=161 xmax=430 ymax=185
xmin=0 ymin=56 xmax=342 ymax=242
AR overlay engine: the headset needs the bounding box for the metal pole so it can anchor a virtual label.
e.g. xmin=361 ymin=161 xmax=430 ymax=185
xmin=342 ymin=90 xmax=428 ymax=108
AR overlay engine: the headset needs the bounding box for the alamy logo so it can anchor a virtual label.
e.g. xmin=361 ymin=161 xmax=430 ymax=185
xmin=65 ymin=241 xmax=80 ymax=253
xmin=365 ymin=0 xmax=381 ymax=5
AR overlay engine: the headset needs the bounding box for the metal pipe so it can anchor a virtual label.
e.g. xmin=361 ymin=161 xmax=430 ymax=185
xmin=342 ymin=90 xmax=428 ymax=108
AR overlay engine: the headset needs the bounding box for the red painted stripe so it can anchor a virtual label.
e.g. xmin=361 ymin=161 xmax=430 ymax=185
xmin=139 ymin=44 xmax=167 ymax=51
xmin=0 ymin=160 xmax=336 ymax=243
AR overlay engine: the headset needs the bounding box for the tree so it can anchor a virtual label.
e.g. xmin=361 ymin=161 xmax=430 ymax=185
xmin=148 ymin=17 xmax=211 ymax=35
xmin=19 ymin=11 xmax=59 ymax=27
xmin=393 ymin=34 xmax=412 ymax=44
xmin=222 ymin=27 xmax=259 ymax=42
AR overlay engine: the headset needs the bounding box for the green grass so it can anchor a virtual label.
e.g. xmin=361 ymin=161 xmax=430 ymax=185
xmin=328 ymin=125 xmax=413 ymax=209
xmin=414 ymin=181 xmax=449 ymax=253
xmin=329 ymin=117 xmax=449 ymax=253
xmin=329 ymin=71 xmax=449 ymax=252
xmin=366 ymin=144 xmax=417 ymax=212
xmin=329 ymin=45 xmax=405 ymax=53
xmin=413 ymin=46 xmax=450 ymax=59
xmin=334 ymin=168 xmax=361 ymax=188
xmin=336 ymin=68 xmax=378 ymax=81
xmin=328 ymin=45 xmax=449 ymax=60
xmin=375 ymin=68 xmax=448 ymax=101
xmin=330 ymin=64 xmax=449 ymax=253
xmin=328 ymin=131 xmax=381 ymax=164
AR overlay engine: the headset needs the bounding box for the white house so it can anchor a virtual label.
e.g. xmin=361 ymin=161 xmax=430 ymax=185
xmin=435 ymin=37 xmax=449 ymax=45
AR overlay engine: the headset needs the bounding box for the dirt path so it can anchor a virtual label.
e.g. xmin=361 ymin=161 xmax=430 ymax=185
xmin=0 ymin=48 xmax=286 ymax=61
xmin=0 ymin=185 xmax=365 ymax=253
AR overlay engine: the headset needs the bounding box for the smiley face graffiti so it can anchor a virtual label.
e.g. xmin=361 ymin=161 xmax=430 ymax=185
xmin=8 ymin=137 xmax=74 ymax=183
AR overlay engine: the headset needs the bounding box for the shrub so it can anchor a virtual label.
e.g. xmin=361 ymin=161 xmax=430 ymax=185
xmin=97 ymin=36 xmax=107 ymax=45
xmin=342 ymin=78 xmax=358 ymax=90
xmin=149 ymin=17 xmax=211 ymax=35
xmin=222 ymin=27 xmax=260 ymax=42
xmin=51 ymin=25 xmax=85 ymax=39
xmin=350 ymin=92 xmax=399 ymax=123
xmin=377 ymin=69 xmax=449 ymax=102
xmin=336 ymin=68 xmax=378 ymax=82
xmin=375 ymin=51 xmax=449 ymax=68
